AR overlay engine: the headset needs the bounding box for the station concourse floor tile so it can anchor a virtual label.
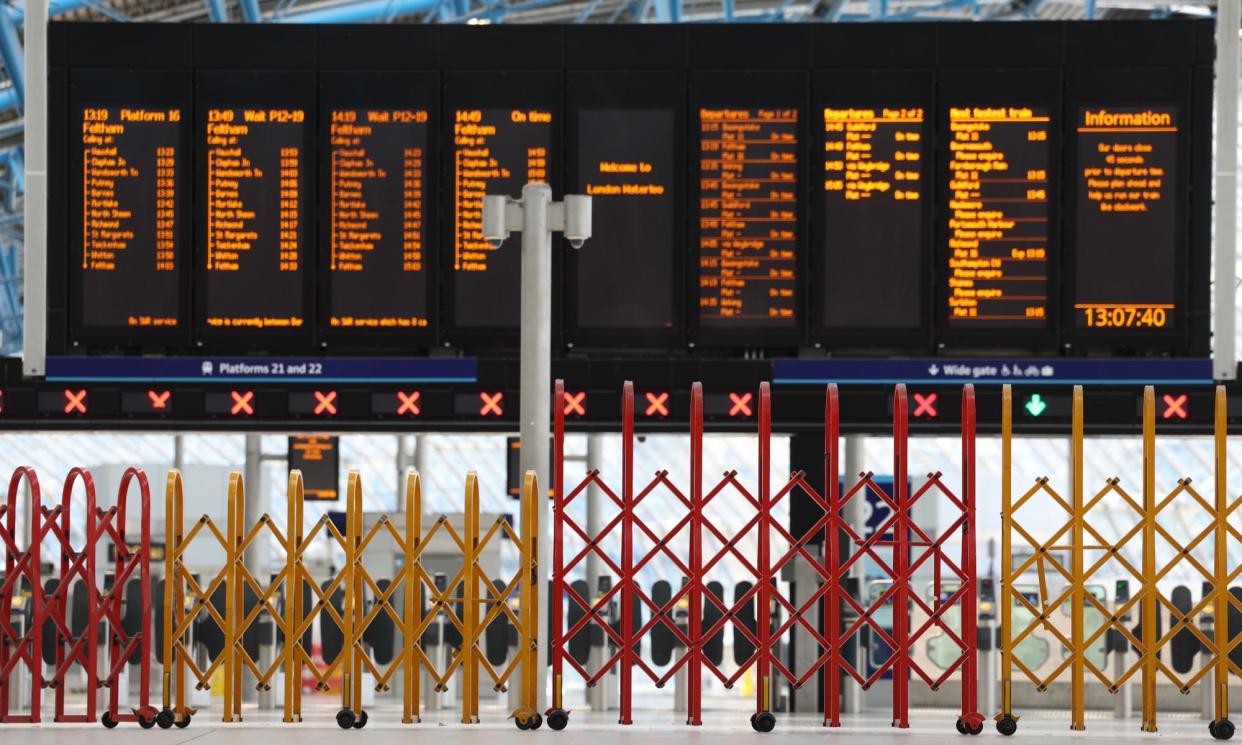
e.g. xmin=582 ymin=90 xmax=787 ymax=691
xmin=0 ymin=710 xmax=1220 ymax=743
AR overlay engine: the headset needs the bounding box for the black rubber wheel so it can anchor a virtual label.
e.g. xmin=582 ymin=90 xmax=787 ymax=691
xmin=956 ymin=718 xmax=967 ymax=734
xmin=101 ymin=711 xmax=118 ymax=729
xmin=352 ymin=710 xmax=368 ymax=729
xmin=1213 ymin=719 xmax=1236 ymax=741
xmin=336 ymin=709 xmax=356 ymax=730
xmin=530 ymin=713 xmax=543 ymax=730
xmin=997 ymin=715 xmax=1018 ymax=737
xmin=516 ymin=716 xmax=531 ymax=731
xmin=174 ymin=715 xmax=191 ymax=729
xmin=752 ymin=711 xmax=776 ymax=733
xmin=156 ymin=708 xmax=175 ymax=730
xmin=968 ymin=721 xmax=984 ymax=736
xmin=138 ymin=714 xmax=156 ymax=730
xmin=547 ymin=708 xmax=569 ymax=731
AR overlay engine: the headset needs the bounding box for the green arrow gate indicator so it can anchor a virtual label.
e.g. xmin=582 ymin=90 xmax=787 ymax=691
xmin=1024 ymin=394 xmax=1048 ymax=417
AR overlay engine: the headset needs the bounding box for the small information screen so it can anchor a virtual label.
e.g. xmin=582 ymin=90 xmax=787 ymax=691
xmin=202 ymin=106 xmax=308 ymax=331
xmin=573 ymin=108 xmax=676 ymax=331
xmin=945 ymin=106 xmax=1051 ymax=330
xmin=451 ymin=107 xmax=552 ymax=330
xmin=327 ymin=108 xmax=430 ymax=331
xmin=76 ymin=105 xmax=184 ymax=331
xmin=697 ymin=107 xmax=797 ymax=328
xmin=1074 ymin=106 xmax=1178 ymax=331
xmin=821 ymin=106 xmax=925 ymax=330
xmin=288 ymin=434 xmax=340 ymax=501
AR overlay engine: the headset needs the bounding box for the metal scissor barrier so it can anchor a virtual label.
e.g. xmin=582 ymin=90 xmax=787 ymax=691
xmin=0 ymin=467 xmax=43 ymax=723
xmin=97 ymin=467 xmax=158 ymax=728
xmin=825 ymin=384 xmax=982 ymax=735
xmin=339 ymin=469 xmax=540 ymax=730
xmin=549 ymin=380 xmax=841 ymax=733
xmin=998 ymin=385 xmax=1238 ymax=740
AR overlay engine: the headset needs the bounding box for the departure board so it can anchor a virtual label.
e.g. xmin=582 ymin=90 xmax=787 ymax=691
xmin=451 ymin=107 xmax=552 ymax=329
xmin=697 ymin=107 xmax=797 ymax=328
xmin=327 ymin=108 xmax=430 ymax=331
xmin=572 ymin=108 xmax=676 ymax=332
xmin=822 ymin=106 xmax=925 ymax=329
xmin=202 ymin=105 xmax=309 ymax=331
xmin=946 ymin=106 xmax=1051 ymax=329
xmin=1074 ymin=106 xmax=1178 ymax=331
xmin=76 ymin=105 xmax=184 ymax=331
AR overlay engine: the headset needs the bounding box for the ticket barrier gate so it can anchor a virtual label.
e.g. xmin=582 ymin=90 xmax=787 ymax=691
xmin=0 ymin=466 xmax=157 ymax=727
xmin=550 ymin=380 xmax=844 ymax=733
xmin=997 ymin=386 xmax=1237 ymax=739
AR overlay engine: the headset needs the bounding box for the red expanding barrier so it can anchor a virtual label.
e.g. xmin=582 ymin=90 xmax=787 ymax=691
xmin=0 ymin=466 xmax=155 ymax=727
xmin=547 ymin=381 xmax=979 ymax=734
xmin=824 ymin=385 xmax=983 ymax=734
xmin=0 ymin=467 xmax=43 ymax=723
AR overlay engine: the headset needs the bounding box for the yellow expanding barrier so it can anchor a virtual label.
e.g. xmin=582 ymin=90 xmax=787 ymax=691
xmin=998 ymin=384 xmax=1237 ymax=740
xmin=160 ymin=467 xmax=540 ymax=730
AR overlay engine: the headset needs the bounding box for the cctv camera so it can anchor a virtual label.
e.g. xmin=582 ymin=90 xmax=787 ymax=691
xmin=564 ymin=194 xmax=592 ymax=248
xmin=481 ymin=195 xmax=511 ymax=244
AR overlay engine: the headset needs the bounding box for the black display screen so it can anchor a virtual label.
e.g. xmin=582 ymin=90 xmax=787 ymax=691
xmin=697 ymin=107 xmax=798 ymax=329
xmin=450 ymin=106 xmax=553 ymax=330
xmin=821 ymin=105 xmax=926 ymax=330
xmin=199 ymin=96 xmax=311 ymax=333
xmin=326 ymin=107 xmax=430 ymax=332
xmin=1073 ymin=106 xmax=1178 ymax=332
xmin=944 ymin=105 xmax=1052 ymax=330
xmin=74 ymin=104 xmax=185 ymax=332
xmin=572 ymin=108 xmax=676 ymax=332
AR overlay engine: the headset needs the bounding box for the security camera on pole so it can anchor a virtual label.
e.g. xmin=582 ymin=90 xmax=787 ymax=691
xmin=483 ymin=184 xmax=591 ymax=713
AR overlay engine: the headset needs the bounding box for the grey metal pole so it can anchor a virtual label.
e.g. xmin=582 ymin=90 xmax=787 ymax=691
xmin=21 ymin=0 xmax=47 ymax=377
xmin=243 ymin=434 xmax=265 ymax=706
xmin=1215 ymin=0 xmax=1239 ymax=381
xmin=843 ymin=435 xmax=865 ymax=715
xmin=518 ymin=182 xmax=554 ymax=711
xmin=173 ymin=434 xmax=185 ymax=472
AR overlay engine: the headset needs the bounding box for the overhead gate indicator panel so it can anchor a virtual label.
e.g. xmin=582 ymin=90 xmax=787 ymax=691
xmin=998 ymin=384 xmax=1239 ymax=740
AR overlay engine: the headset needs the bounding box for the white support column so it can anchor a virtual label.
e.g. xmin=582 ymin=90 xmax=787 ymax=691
xmin=21 ymin=0 xmax=47 ymax=376
xmin=1215 ymin=0 xmax=1239 ymax=380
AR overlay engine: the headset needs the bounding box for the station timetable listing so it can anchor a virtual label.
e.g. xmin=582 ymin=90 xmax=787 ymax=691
xmin=451 ymin=107 xmax=552 ymax=329
xmin=328 ymin=108 xmax=431 ymax=331
xmin=203 ymin=106 xmax=307 ymax=331
xmin=821 ymin=106 xmax=924 ymax=330
xmin=946 ymin=106 xmax=1051 ymax=330
xmin=698 ymin=107 xmax=798 ymax=329
xmin=78 ymin=105 xmax=182 ymax=330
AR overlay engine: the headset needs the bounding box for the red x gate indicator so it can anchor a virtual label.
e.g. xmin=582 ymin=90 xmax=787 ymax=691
xmin=396 ymin=391 xmax=421 ymax=416
xmin=480 ymin=392 xmax=504 ymax=417
xmin=1162 ymin=393 xmax=1188 ymax=420
xmin=147 ymin=390 xmax=171 ymax=410
xmin=645 ymin=391 xmax=669 ymax=417
xmin=728 ymin=392 xmax=753 ymax=417
xmin=64 ymin=389 xmax=88 ymax=415
xmin=231 ymin=390 xmax=255 ymax=416
xmin=913 ymin=392 xmax=938 ymax=418
xmin=314 ymin=390 xmax=338 ymax=416
xmin=563 ymin=391 xmax=586 ymax=416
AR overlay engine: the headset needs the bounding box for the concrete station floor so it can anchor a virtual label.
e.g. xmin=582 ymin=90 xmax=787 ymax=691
xmin=0 ymin=707 xmax=1223 ymax=743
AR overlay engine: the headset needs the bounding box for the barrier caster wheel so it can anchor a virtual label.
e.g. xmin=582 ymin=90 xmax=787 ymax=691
xmin=956 ymin=718 xmax=967 ymax=734
xmin=547 ymin=708 xmax=569 ymax=731
xmin=529 ymin=713 xmax=543 ymax=730
xmin=336 ymin=709 xmax=356 ymax=730
xmin=1212 ymin=719 xmax=1235 ymax=741
xmin=997 ymin=715 xmax=1018 ymax=737
xmin=102 ymin=711 xmax=118 ymax=729
xmin=156 ymin=708 xmax=175 ymax=729
xmin=967 ymin=721 xmax=983 ymax=736
xmin=138 ymin=714 xmax=156 ymax=729
xmin=174 ymin=714 xmax=191 ymax=729
xmin=516 ymin=716 xmax=530 ymax=730
xmin=352 ymin=710 xmax=368 ymax=729
xmin=752 ymin=711 xmax=776 ymax=733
